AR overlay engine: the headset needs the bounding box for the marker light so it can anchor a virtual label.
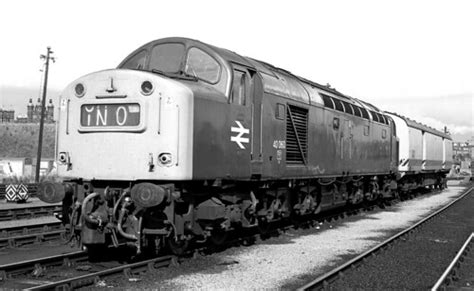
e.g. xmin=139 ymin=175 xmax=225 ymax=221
xmin=158 ymin=153 xmax=172 ymax=166
xmin=140 ymin=81 xmax=154 ymax=95
xmin=74 ymin=83 xmax=85 ymax=97
xmin=58 ymin=152 xmax=68 ymax=164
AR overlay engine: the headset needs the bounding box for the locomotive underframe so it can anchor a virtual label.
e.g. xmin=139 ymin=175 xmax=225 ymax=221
xmin=56 ymin=170 xmax=447 ymax=255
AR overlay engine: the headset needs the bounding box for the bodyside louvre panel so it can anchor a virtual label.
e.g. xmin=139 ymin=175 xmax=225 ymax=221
xmin=286 ymin=104 xmax=308 ymax=165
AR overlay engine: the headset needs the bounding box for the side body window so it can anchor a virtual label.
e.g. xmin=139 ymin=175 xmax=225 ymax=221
xmin=231 ymin=70 xmax=247 ymax=106
xmin=370 ymin=111 xmax=380 ymax=122
xmin=360 ymin=108 xmax=370 ymax=119
xmin=333 ymin=98 xmax=344 ymax=112
xmin=321 ymin=94 xmax=335 ymax=109
xmin=342 ymin=101 xmax=354 ymax=115
xmin=353 ymin=106 xmax=362 ymax=117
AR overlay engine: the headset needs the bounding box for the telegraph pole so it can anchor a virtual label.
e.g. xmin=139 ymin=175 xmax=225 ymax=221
xmin=35 ymin=47 xmax=55 ymax=182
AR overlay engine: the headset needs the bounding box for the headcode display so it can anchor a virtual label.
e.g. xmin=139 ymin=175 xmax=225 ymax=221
xmin=80 ymin=103 xmax=140 ymax=127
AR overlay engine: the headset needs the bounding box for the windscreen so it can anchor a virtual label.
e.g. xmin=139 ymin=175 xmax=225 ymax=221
xmin=119 ymin=43 xmax=186 ymax=73
xmin=149 ymin=43 xmax=185 ymax=73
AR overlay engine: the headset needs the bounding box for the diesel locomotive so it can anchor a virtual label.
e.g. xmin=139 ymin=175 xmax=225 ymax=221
xmin=38 ymin=37 xmax=453 ymax=255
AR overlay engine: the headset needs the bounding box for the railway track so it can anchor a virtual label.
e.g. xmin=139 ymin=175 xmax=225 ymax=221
xmin=0 ymin=198 xmax=376 ymax=289
xmin=0 ymin=250 xmax=88 ymax=280
xmin=432 ymin=232 xmax=474 ymax=290
xmin=0 ymin=221 xmax=64 ymax=248
xmin=0 ymin=204 xmax=61 ymax=221
xmin=25 ymin=255 xmax=175 ymax=290
xmin=297 ymin=186 xmax=474 ymax=290
xmin=0 ymin=204 xmax=64 ymax=249
xmin=0 ymin=187 xmax=457 ymax=289
xmin=0 ymin=247 xmax=175 ymax=290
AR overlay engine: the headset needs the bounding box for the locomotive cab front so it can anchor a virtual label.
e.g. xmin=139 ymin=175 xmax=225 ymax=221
xmin=38 ymin=38 xmax=235 ymax=254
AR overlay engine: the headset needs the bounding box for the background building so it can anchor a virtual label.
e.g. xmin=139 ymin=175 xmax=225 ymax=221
xmin=453 ymin=141 xmax=473 ymax=175
xmin=1 ymin=98 xmax=55 ymax=124
xmin=27 ymin=98 xmax=54 ymax=123
xmin=453 ymin=141 xmax=473 ymax=162
xmin=0 ymin=109 xmax=15 ymax=123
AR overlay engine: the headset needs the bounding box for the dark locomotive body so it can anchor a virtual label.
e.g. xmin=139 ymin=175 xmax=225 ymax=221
xmin=38 ymin=37 xmax=451 ymax=254
xmin=188 ymin=46 xmax=394 ymax=181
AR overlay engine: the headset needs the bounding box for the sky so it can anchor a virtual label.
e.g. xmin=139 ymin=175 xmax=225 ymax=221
xmin=0 ymin=0 xmax=473 ymax=141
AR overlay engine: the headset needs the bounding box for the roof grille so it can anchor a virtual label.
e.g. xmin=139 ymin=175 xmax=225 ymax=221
xmin=286 ymin=105 xmax=308 ymax=165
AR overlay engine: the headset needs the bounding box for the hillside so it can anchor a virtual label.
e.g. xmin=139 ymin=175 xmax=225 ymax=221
xmin=0 ymin=123 xmax=56 ymax=159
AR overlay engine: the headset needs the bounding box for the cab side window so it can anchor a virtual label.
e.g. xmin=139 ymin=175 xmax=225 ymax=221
xmin=185 ymin=47 xmax=221 ymax=83
xmin=120 ymin=50 xmax=147 ymax=70
xmin=231 ymin=70 xmax=247 ymax=106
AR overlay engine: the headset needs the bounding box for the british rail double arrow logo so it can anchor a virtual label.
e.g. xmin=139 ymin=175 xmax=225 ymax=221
xmin=231 ymin=120 xmax=249 ymax=149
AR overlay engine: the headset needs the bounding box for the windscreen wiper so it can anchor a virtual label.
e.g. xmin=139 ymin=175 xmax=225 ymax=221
xmin=151 ymin=69 xmax=198 ymax=81
xmin=178 ymin=70 xmax=199 ymax=81
xmin=151 ymin=69 xmax=169 ymax=77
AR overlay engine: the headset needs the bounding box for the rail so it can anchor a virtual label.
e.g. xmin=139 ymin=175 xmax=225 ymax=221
xmin=0 ymin=250 xmax=87 ymax=280
xmin=431 ymin=232 xmax=474 ymax=290
xmin=0 ymin=221 xmax=64 ymax=248
xmin=24 ymin=255 xmax=175 ymax=290
xmin=0 ymin=204 xmax=61 ymax=221
xmin=298 ymin=186 xmax=474 ymax=290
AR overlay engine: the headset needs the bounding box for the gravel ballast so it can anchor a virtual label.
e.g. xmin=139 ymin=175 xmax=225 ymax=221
xmin=100 ymin=184 xmax=470 ymax=290
xmin=328 ymin=184 xmax=474 ymax=290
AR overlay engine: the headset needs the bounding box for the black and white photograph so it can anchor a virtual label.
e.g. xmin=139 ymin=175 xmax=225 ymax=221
xmin=0 ymin=0 xmax=473 ymax=289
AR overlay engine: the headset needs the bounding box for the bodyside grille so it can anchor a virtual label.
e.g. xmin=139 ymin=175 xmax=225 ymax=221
xmin=286 ymin=105 xmax=308 ymax=165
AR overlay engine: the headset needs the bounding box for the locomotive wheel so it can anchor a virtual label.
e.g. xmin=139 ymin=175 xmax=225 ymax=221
xmin=142 ymin=236 xmax=163 ymax=256
xmin=210 ymin=229 xmax=228 ymax=246
xmin=290 ymin=213 xmax=303 ymax=229
xmin=167 ymin=235 xmax=189 ymax=256
xmin=257 ymin=217 xmax=272 ymax=235
xmin=86 ymin=244 xmax=108 ymax=262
